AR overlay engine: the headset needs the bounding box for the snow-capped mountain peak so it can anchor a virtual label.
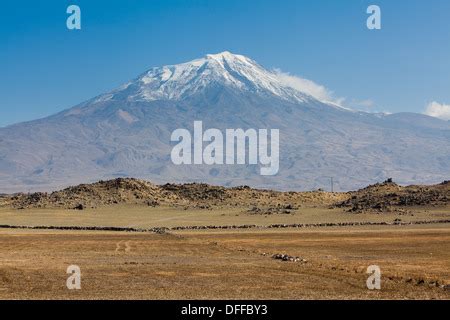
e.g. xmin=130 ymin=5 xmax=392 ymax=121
xmin=205 ymin=50 xmax=249 ymax=63
xmin=121 ymin=51 xmax=313 ymax=103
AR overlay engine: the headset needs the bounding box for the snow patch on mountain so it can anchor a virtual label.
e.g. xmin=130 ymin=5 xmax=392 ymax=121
xmin=122 ymin=51 xmax=318 ymax=103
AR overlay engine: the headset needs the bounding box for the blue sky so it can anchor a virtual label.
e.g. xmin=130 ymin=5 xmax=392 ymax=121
xmin=1 ymin=0 xmax=450 ymax=127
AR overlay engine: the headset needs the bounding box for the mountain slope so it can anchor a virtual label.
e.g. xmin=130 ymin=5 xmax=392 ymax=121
xmin=1 ymin=51 xmax=450 ymax=193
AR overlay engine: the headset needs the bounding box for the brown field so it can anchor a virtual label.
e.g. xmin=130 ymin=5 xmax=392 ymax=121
xmin=0 ymin=204 xmax=449 ymax=228
xmin=0 ymin=208 xmax=449 ymax=299
xmin=1 ymin=179 xmax=449 ymax=300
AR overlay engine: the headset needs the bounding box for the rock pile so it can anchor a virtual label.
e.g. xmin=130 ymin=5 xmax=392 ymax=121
xmin=6 ymin=178 xmax=168 ymax=210
xmin=246 ymin=204 xmax=298 ymax=215
xmin=335 ymin=179 xmax=450 ymax=213
xmin=272 ymin=254 xmax=307 ymax=263
xmin=161 ymin=183 xmax=230 ymax=202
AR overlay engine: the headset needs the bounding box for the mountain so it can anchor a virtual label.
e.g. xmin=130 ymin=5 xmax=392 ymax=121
xmin=1 ymin=51 xmax=450 ymax=193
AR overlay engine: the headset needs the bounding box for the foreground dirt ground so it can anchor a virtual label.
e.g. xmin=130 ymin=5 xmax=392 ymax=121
xmin=0 ymin=224 xmax=448 ymax=299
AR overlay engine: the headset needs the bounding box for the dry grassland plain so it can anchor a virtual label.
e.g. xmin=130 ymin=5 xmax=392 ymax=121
xmin=0 ymin=205 xmax=449 ymax=300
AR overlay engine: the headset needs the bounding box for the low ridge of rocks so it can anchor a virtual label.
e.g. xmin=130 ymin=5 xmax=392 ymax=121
xmin=1 ymin=178 xmax=448 ymax=212
xmin=335 ymin=179 xmax=450 ymax=213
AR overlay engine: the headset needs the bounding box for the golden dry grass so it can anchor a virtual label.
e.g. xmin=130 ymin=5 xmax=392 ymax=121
xmin=0 ymin=205 xmax=449 ymax=228
xmin=0 ymin=224 xmax=449 ymax=300
xmin=0 ymin=201 xmax=449 ymax=300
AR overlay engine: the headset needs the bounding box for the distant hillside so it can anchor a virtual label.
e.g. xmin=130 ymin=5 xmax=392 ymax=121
xmin=1 ymin=178 xmax=449 ymax=212
xmin=0 ymin=178 xmax=347 ymax=210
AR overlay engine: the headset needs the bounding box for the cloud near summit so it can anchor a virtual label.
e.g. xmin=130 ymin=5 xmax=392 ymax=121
xmin=273 ymin=69 xmax=344 ymax=105
xmin=274 ymin=70 xmax=383 ymax=113
xmin=424 ymin=101 xmax=450 ymax=121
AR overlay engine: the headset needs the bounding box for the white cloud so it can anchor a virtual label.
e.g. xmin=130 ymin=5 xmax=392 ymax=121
xmin=274 ymin=69 xmax=343 ymax=104
xmin=273 ymin=69 xmax=382 ymax=113
xmin=424 ymin=101 xmax=450 ymax=121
